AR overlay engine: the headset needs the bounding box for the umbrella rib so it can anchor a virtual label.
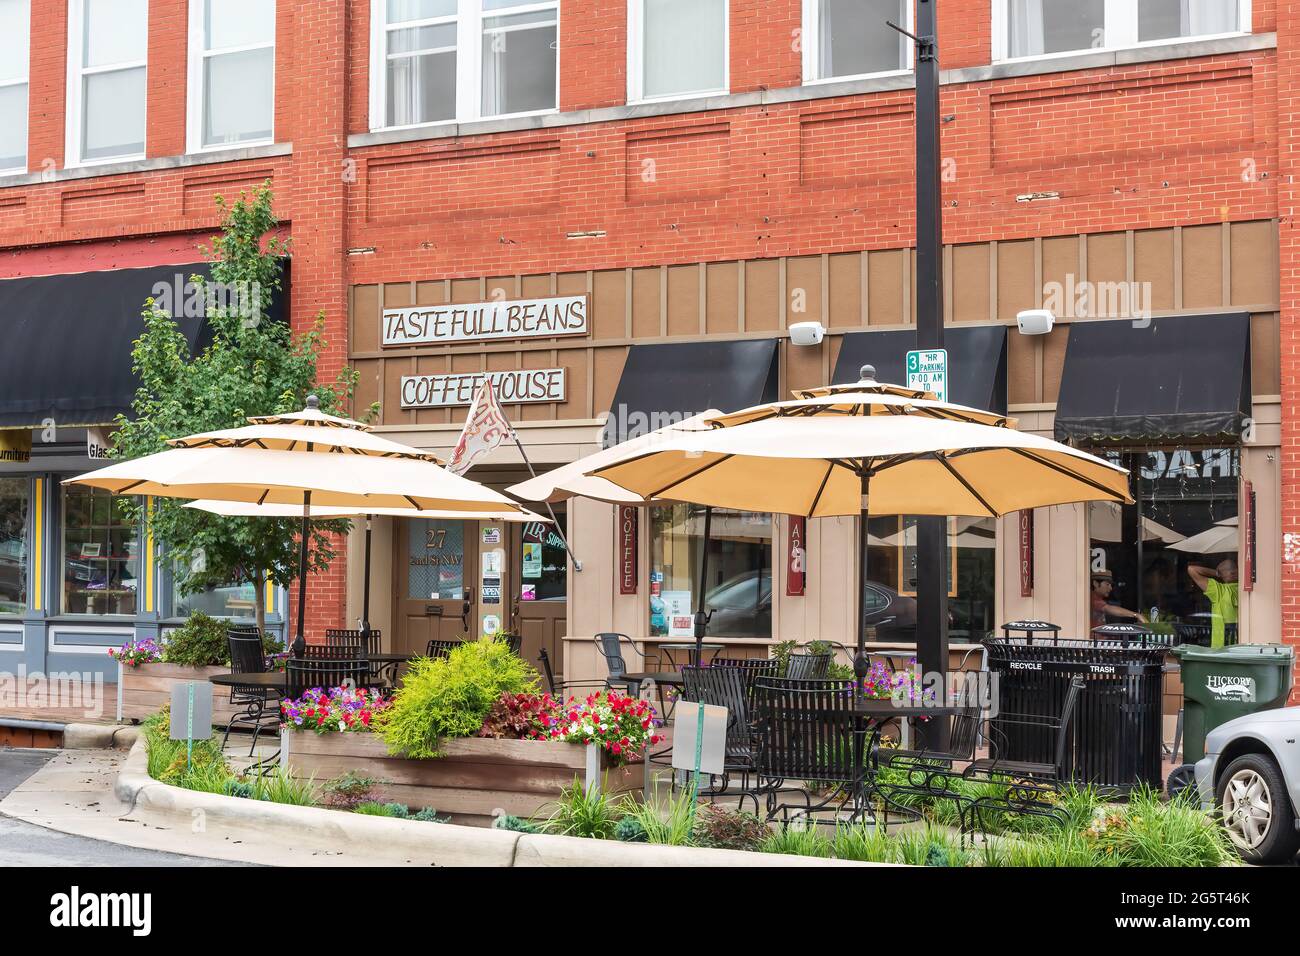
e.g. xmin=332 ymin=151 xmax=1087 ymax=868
xmin=807 ymin=460 xmax=837 ymax=517
xmin=645 ymin=453 xmax=733 ymax=500
xmin=933 ymin=452 xmax=999 ymax=517
xmin=404 ymin=496 xmax=422 ymax=510
xmin=1004 ymin=447 xmax=1129 ymax=501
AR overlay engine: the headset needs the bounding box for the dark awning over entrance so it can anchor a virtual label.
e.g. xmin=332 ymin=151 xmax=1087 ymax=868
xmin=1054 ymin=313 xmax=1251 ymax=445
xmin=0 ymin=261 xmax=288 ymax=430
xmin=604 ymin=338 xmax=779 ymax=445
xmin=831 ymin=325 xmax=1009 ymax=414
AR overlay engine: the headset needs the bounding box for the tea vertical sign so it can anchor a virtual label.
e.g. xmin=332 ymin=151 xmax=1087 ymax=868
xmin=618 ymin=506 xmax=638 ymax=595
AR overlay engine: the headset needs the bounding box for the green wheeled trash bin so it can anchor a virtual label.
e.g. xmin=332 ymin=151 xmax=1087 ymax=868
xmin=1165 ymin=643 xmax=1295 ymax=797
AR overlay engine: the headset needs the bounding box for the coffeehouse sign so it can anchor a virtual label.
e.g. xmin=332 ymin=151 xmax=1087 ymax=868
xmin=382 ymin=294 xmax=589 ymax=347
xmin=401 ymin=368 xmax=566 ymax=409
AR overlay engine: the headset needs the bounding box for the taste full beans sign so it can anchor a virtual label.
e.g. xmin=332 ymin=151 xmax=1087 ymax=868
xmin=382 ymin=295 xmax=588 ymax=346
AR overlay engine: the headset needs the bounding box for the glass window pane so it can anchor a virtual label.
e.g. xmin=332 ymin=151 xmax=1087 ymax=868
xmin=408 ymin=519 xmax=465 ymax=599
xmin=0 ymin=0 xmax=30 ymax=84
xmin=1139 ymin=0 xmax=1239 ymax=42
xmin=650 ymin=505 xmax=771 ymax=638
xmin=83 ymin=0 xmax=147 ymax=67
xmin=0 ymin=83 xmax=27 ymax=169
xmin=0 ymin=478 xmax=28 ymax=615
xmin=1007 ymin=0 xmax=1105 ymax=57
xmin=389 ymin=22 xmax=456 ymax=54
xmin=816 ymin=0 xmax=907 ymax=80
xmin=175 ymin=578 xmax=257 ymax=619
xmin=482 ymin=15 xmax=556 ymax=116
xmin=387 ymin=49 xmax=455 ymax=125
xmin=387 ymin=0 xmax=455 ymax=22
xmin=82 ymin=66 xmax=146 ymax=159
xmin=63 ymin=486 xmax=138 ymax=616
xmin=205 ymin=0 xmax=276 ymax=50
xmin=203 ymin=47 xmax=274 ymax=146
xmin=520 ymin=515 xmax=566 ymax=602
xmin=642 ymin=0 xmax=726 ymax=99
xmin=483 ymin=0 xmax=540 ymax=9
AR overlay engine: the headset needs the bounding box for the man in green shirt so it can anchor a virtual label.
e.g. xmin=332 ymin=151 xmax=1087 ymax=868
xmin=1188 ymin=558 xmax=1239 ymax=647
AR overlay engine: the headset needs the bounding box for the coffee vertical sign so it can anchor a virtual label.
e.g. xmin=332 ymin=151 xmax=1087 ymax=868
xmin=617 ymin=506 xmax=638 ymax=595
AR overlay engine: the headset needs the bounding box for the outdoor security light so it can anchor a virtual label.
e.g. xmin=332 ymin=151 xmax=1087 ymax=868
xmin=1017 ymin=309 xmax=1055 ymax=335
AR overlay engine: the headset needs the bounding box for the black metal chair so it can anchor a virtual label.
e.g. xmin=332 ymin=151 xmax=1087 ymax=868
xmin=680 ymin=664 xmax=763 ymax=811
xmin=285 ymin=656 xmax=371 ymax=702
xmin=751 ymin=677 xmax=860 ymax=825
xmin=326 ymin=628 xmax=387 ymax=688
xmin=593 ymin=633 xmax=662 ymax=696
xmin=786 ymin=652 xmax=832 ymax=680
xmin=536 ymin=648 xmax=605 ymax=699
xmin=223 ymin=629 xmax=280 ymax=755
xmin=492 ymin=632 xmax=523 ymax=655
xmin=711 ymin=657 xmax=779 ymax=708
xmin=425 ymin=638 xmax=464 ymax=659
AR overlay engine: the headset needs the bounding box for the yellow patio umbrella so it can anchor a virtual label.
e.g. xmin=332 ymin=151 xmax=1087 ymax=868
xmin=67 ymin=396 xmax=524 ymax=654
xmin=585 ymin=366 xmax=1133 ymax=684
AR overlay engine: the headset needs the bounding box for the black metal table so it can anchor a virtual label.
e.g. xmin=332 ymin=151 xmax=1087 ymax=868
xmin=209 ymin=672 xmax=287 ymax=775
xmin=366 ymin=652 xmax=416 ymax=687
xmin=852 ymin=700 xmax=955 ymax=819
xmin=657 ymin=642 xmax=724 ymax=668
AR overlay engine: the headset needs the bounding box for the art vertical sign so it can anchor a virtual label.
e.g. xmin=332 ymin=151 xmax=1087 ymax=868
xmin=786 ymin=516 xmax=806 ymax=596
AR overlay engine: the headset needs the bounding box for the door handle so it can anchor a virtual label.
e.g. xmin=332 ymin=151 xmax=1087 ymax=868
xmin=461 ymin=588 xmax=475 ymax=631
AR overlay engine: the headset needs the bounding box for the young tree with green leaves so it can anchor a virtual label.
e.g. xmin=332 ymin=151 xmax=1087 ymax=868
xmin=112 ymin=182 xmax=363 ymax=635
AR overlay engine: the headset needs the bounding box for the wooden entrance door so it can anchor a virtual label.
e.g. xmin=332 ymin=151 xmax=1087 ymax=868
xmin=394 ymin=517 xmax=478 ymax=657
xmin=510 ymin=510 xmax=568 ymax=677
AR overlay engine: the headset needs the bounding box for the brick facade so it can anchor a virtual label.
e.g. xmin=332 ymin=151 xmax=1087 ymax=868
xmin=0 ymin=1 xmax=1293 ymax=694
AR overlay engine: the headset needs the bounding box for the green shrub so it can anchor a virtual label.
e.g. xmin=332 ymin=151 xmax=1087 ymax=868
xmin=245 ymin=768 xmax=318 ymax=806
xmin=223 ymin=779 xmax=256 ymax=799
xmin=380 ymin=640 xmax=539 ymax=758
xmin=141 ymin=707 xmax=230 ymax=786
xmin=616 ymin=791 xmax=699 ymax=846
xmin=614 ymin=815 xmax=649 ymax=843
xmin=691 ymin=804 xmax=769 ymax=851
xmin=894 ymin=825 xmax=973 ymax=867
xmin=831 ymin=822 xmax=898 ymax=863
xmin=1084 ymin=787 xmax=1234 ymax=867
xmin=760 ymin=824 xmax=834 ymax=858
xmin=494 ymin=814 xmax=543 ymax=834
xmin=355 ymin=801 xmax=406 ymax=817
xmin=321 ymin=771 xmax=380 ymax=810
xmin=161 ymin=612 xmax=232 ymax=667
xmin=544 ymin=779 xmax=621 ymax=840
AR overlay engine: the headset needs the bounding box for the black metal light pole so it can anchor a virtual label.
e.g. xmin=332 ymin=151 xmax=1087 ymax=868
xmin=692 ymin=505 xmax=714 ymax=666
xmin=892 ymin=0 xmax=948 ymax=724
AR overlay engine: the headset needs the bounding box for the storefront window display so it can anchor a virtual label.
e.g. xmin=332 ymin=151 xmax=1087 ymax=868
xmin=649 ymin=505 xmax=772 ymax=639
xmin=1088 ymin=447 xmax=1240 ymax=643
xmin=0 ymin=478 xmax=28 ymax=615
xmin=864 ymin=515 xmax=997 ymax=642
xmin=519 ymin=515 xmax=566 ymax=603
xmin=173 ymin=577 xmax=259 ymax=619
xmin=62 ymin=485 xmax=139 ymax=616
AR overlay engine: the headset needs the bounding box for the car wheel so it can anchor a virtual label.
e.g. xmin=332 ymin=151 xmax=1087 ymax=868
xmin=1215 ymin=754 xmax=1300 ymax=865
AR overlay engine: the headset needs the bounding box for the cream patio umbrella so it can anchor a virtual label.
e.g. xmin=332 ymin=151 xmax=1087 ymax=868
xmin=184 ymin=499 xmax=547 ymax=636
xmin=585 ymin=367 xmax=1133 ymax=686
xmin=67 ymin=396 xmax=524 ymax=654
xmin=1169 ymin=516 xmax=1238 ymax=555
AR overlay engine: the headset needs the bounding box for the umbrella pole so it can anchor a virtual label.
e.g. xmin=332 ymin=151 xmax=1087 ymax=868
xmin=361 ymin=516 xmax=373 ymax=637
xmin=693 ymin=505 xmax=713 ymax=666
xmin=292 ymin=491 xmax=311 ymax=658
xmin=855 ymin=474 xmax=870 ymax=702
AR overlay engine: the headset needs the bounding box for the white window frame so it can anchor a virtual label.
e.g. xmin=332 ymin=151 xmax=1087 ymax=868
xmin=368 ymin=0 xmax=561 ymax=134
xmin=801 ymin=0 xmax=913 ymax=87
xmin=992 ymin=0 xmax=1252 ymax=64
xmin=65 ymin=0 xmax=149 ymax=168
xmin=0 ymin=0 xmax=30 ymax=176
xmin=186 ymin=0 xmax=277 ymax=154
xmin=626 ymin=0 xmax=730 ymax=105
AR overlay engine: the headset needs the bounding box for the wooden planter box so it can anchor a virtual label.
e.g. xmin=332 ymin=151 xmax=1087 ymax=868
xmin=118 ymin=663 xmax=244 ymax=726
xmin=282 ymin=731 xmax=645 ymax=827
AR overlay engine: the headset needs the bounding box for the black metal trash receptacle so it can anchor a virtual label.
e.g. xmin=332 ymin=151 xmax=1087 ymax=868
xmin=985 ymin=638 xmax=1167 ymax=794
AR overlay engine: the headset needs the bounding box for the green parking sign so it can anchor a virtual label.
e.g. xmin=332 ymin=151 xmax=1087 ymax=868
xmin=906 ymin=348 xmax=948 ymax=402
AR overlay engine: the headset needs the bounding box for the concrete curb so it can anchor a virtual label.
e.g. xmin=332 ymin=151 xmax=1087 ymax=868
xmin=63 ymin=724 xmax=139 ymax=751
xmin=115 ymin=738 xmax=876 ymax=867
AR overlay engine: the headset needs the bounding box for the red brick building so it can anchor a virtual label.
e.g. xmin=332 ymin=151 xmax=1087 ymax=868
xmin=0 ymin=1 xmax=1292 ymax=704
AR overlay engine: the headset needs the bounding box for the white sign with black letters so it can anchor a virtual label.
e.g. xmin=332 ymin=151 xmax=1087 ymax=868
xmin=382 ymin=295 xmax=589 ymax=347
xmin=401 ymin=368 xmax=566 ymax=409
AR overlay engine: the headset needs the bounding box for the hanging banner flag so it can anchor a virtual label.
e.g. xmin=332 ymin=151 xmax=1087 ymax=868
xmin=1018 ymin=510 xmax=1034 ymax=597
xmin=446 ymin=379 xmax=513 ymax=476
xmin=786 ymin=516 xmax=806 ymax=596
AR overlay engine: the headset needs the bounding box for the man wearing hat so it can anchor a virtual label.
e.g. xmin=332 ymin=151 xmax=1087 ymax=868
xmin=1090 ymin=569 xmax=1147 ymax=628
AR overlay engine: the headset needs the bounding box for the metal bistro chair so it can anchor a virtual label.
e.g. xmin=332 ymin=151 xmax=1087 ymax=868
xmin=680 ymin=664 xmax=762 ymax=812
xmin=593 ymin=633 xmax=663 ymax=697
xmin=961 ymin=675 xmax=1086 ymax=832
xmin=786 ymin=652 xmax=832 ymax=680
xmin=493 ymin=632 xmax=523 ymax=655
xmin=223 ymin=629 xmax=280 ymax=755
xmin=425 ymin=638 xmax=464 ymax=660
xmin=326 ymin=628 xmax=387 ymax=689
xmin=751 ymin=677 xmax=860 ymax=826
xmin=285 ymin=655 xmax=371 ymax=703
xmin=711 ymin=657 xmax=779 ymax=708
xmin=536 ymin=649 xmax=605 ymax=699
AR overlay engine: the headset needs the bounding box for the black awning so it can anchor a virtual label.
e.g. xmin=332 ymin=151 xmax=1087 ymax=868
xmin=604 ymin=338 xmax=779 ymax=445
xmin=1054 ymin=313 xmax=1251 ymax=445
xmin=831 ymin=325 xmax=1008 ymax=414
xmin=0 ymin=261 xmax=288 ymax=429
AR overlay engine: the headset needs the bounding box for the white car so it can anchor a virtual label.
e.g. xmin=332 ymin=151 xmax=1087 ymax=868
xmin=1194 ymin=706 xmax=1300 ymax=865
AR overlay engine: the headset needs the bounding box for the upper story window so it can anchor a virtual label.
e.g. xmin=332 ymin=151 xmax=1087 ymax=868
xmin=371 ymin=0 xmax=559 ymax=132
xmin=188 ymin=0 xmax=276 ymax=151
xmin=0 ymin=0 xmax=29 ymax=174
xmin=628 ymin=0 xmax=728 ymax=103
xmin=803 ymin=0 xmax=910 ymax=84
xmin=67 ymin=0 xmax=147 ymax=165
xmin=994 ymin=0 xmax=1249 ymax=62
